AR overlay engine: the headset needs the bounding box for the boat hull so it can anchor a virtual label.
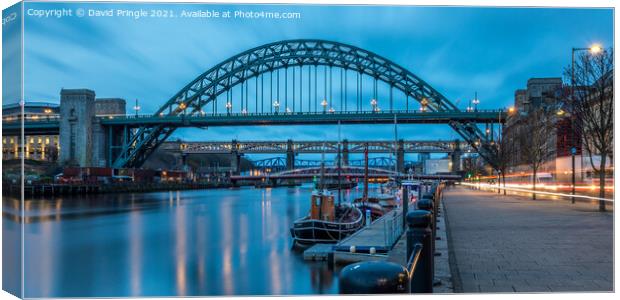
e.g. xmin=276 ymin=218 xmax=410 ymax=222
xmin=290 ymin=207 xmax=363 ymax=245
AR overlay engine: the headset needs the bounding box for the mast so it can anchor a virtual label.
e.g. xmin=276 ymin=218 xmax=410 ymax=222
xmin=337 ymin=120 xmax=342 ymax=206
xmin=394 ymin=114 xmax=399 ymax=182
xmin=320 ymin=141 xmax=326 ymax=192
xmin=363 ymin=143 xmax=369 ymax=202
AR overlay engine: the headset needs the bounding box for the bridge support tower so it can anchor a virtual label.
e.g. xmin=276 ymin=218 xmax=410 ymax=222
xmin=450 ymin=139 xmax=462 ymax=173
xmin=59 ymin=89 xmax=96 ymax=167
xmin=396 ymin=139 xmax=405 ymax=173
xmin=286 ymin=139 xmax=295 ymax=171
xmin=230 ymin=139 xmax=241 ymax=175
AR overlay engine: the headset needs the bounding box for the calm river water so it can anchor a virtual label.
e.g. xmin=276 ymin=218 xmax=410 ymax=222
xmin=4 ymin=185 xmax=372 ymax=297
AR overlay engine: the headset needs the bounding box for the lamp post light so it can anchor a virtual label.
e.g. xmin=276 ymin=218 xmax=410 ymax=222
xmin=286 ymin=107 xmax=292 ymax=114
xmin=570 ymin=44 xmax=603 ymax=203
xmin=273 ymin=100 xmax=280 ymax=114
xmin=370 ymin=98 xmax=378 ymax=112
xmin=472 ymin=92 xmax=480 ymax=112
xmin=420 ymin=98 xmax=428 ymax=112
xmin=225 ymin=101 xmax=232 ymax=115
xmin=328 ymin=107 xmax=335 ymax=114
xmin=321 ymin=99 xmax=328 ymax=114
xmin=133 ymin=99 xmax=141 ymax=117
xmin=241 ymin=108 xmax=248 ymax=115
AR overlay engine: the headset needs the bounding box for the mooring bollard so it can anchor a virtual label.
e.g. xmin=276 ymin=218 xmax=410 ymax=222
xmin=417 ymin=199 xmax=435 ymax=281
xmin=406 ymin=210 xmax=433 ymax=293
xmin=339 ymin=261 xmax=409 ymax=294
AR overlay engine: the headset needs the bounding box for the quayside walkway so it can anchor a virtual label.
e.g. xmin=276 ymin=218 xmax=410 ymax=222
xmin=443 ymin=186 xmax=613 ymax=293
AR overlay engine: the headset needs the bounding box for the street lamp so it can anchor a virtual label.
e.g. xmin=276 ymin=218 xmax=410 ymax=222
xmin=328 ymin=107 xmax=335 ymax=114
xmin=321 ymin=99 xmax=328 ymax=113
xmin=466 ymin=100 xmax=473 ymax=112
xmin=570 ymin=43 xmax=603 ymax=203
xmin=273 ymin=100 xmax=280 ymax=114
xmin=133 ymin=99 xmax=141 ymax=116
xmin=225 ymin=101 xmax=232 ymax=115
xmin=472 ymin=92 xmax=480 ymax=111
xmin=370 ymin=98 xmax=378 ymax=112
xmin=420 ymin=98 xmax=428 ymax=112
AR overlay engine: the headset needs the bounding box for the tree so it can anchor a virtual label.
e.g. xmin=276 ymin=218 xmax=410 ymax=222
xmin=495 ymin=125 xmax=513 ymax=195
xmin=519 ymin=108 xmax=556 ymax=200
xmin=564 ymin=48 xmax=613 ymax=211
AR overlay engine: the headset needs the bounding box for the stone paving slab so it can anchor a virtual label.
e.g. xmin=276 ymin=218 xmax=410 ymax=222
xmin=443 ymin=186 xmax=613 ymax=293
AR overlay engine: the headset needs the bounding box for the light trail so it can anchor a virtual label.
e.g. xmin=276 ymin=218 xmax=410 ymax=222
xmin=459 ymin=182 xmax=614 ymax=203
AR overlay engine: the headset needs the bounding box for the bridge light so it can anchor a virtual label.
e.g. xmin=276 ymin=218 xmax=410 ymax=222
xmin=328 ymin=107 xmax=335 ymax=113
xmin=370 ymin=98 xmax=378 ymax=112
xmin=179 ymin=102 xmax=187 ymax=110
xmin=321 ymin=99 xmax=328 ymax=113
xmin=241 ymin=108 xmax=248 ymax=115
xmin=286 ymin=107 xmax=292 ymax=114
xmin=508 ymin=107 xmax=515 ymax=114
xmin=225 ymin=101 xmax=232 ymax=114
xmin=273 ymin=100 xmax=280 ymax=113
xmin=43 ymin=108 xmax=52 ymax=114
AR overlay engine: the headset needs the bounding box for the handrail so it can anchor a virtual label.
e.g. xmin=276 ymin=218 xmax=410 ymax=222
xmin=406 ymin=243 xmax=424 ymax=280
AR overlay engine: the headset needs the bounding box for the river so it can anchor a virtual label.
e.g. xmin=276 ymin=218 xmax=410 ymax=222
xmin=4 ymin=185 xmax=373 ymax=297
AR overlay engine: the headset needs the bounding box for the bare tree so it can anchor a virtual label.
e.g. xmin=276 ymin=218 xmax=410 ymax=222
xmin=564 ymin=48 xmax=613 ymax=211
xmin=519 ymin=108 xmax=556 ymax=200
xmin=494 ymin=126 xmax=513 ymax=195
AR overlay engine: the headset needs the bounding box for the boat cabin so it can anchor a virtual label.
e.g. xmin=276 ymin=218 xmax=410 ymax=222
xmin=310 ymin=191 xmax=335 ymax=221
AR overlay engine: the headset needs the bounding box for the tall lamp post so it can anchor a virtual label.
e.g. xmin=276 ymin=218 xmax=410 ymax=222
xmin=133 ymin=99 xmax=140 ymax=117
xmin=472 ymin=92 xmax=480 ymax=112
xmin=570 ymin=44 xmax=602 ymax=203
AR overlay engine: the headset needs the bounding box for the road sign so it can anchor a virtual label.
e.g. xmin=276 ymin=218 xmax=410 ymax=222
xmin=571 ymin=147 xmax=577 ymax=155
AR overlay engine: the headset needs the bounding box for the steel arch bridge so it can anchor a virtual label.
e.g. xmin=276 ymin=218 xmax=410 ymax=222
xmin=112 ymin=39 xmax=501 ymax=169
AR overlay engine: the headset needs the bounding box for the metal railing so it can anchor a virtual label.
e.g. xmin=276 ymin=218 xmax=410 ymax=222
xmin=383 ymin=209 xmax=404 ymax=248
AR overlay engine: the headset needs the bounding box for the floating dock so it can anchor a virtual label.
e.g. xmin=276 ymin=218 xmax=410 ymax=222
xmin=331 ymin=208 xmax=404 ymax=265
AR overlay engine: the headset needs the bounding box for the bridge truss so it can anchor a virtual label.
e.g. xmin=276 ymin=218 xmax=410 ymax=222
xmin=110 ymin=39 xmax=504 ymax=169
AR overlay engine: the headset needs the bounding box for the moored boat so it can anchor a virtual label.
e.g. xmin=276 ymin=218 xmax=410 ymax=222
xmin=290 ymin=190 xmax=364 ymax=245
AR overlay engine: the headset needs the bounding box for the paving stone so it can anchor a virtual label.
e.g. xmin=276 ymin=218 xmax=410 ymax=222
xmin=443 ymin=186 xmax=613 ymax=294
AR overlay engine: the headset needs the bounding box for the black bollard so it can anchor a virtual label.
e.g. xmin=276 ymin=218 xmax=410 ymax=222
xmin=417 ymin=199 xmax=435 ymax=281
xmin=406 ymin=210 xmax=433 ymax=293
xmin=402 ymin=184 xmax=409 ymax=231
xmin=339 ymin=261 xmax=409 ymax=294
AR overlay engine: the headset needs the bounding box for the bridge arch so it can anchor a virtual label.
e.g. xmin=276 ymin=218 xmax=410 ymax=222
xmin=113 ymin=39 xmax=496 ymax=168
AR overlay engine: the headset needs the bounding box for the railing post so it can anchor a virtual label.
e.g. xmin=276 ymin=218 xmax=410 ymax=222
xmin=407 ymin=210 xmax=433 ymax=293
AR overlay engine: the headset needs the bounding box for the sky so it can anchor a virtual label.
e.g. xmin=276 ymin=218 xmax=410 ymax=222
xmin=4 ymin=2 xmax=614 ymax=159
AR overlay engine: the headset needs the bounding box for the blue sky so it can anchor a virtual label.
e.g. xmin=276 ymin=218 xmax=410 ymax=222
xmin=11 ymin=2 xmax=614 ymax=157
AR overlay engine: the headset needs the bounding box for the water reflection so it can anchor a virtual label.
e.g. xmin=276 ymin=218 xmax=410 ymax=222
xmin=4 ymin=185 xmax=376 ymax=297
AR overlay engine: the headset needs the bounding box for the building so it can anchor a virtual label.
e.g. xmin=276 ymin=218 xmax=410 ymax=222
xmin=2 ymin=102 xmax=60 ymax=160
xmin=2 ymin=94 xmax=126 ymax=164
xmin=503 ymin=77 xmax=585 ymax=184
